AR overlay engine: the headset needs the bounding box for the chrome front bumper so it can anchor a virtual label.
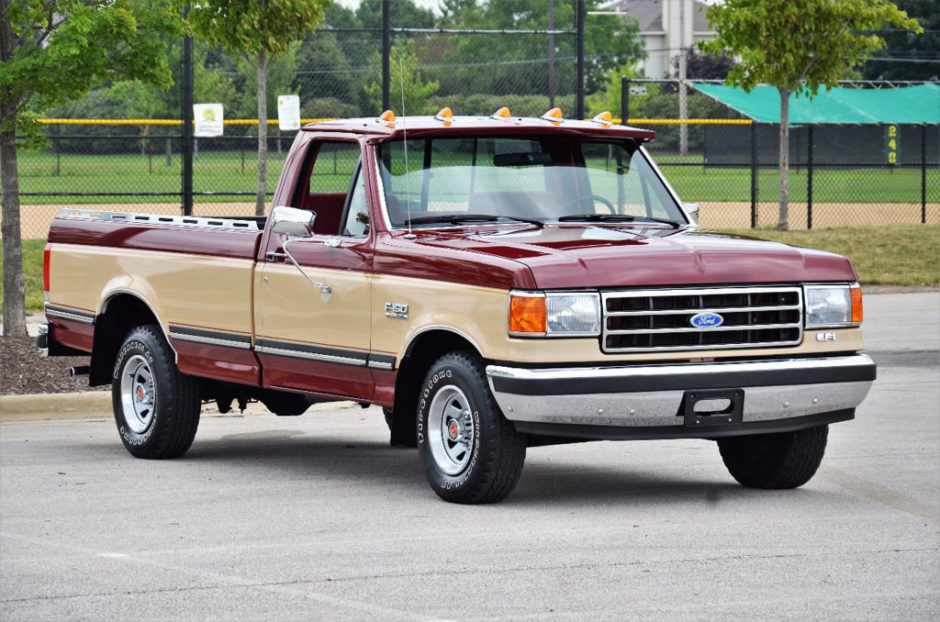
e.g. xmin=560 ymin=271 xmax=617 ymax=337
xmin=486 ymin=354 xmax=875 ymax=434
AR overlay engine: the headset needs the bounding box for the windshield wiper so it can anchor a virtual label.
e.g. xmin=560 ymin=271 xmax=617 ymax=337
xmin=557 ymin=213 xmax=681 ymax=228
xmin=404 ymin=213 xmax=499 ymax=226
xmin=495 ymin=215 xmax=544 ymax=228
xmin=404 ymin=213 xmax=543 ymax=228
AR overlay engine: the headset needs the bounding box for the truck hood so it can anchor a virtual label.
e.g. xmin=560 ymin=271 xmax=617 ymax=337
xmin=405 ymin=225 xmax=857 ymax=289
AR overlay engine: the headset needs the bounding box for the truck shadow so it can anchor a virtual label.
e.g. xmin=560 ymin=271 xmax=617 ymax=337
xmin=167 ymin=431 xmax=828 ymax=507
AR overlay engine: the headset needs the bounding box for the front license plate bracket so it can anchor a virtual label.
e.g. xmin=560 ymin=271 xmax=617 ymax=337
xmin=681 ymin=388 xmax=744 ymax=426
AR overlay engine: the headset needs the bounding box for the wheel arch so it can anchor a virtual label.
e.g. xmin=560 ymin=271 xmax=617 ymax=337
xmin=90 ymin=291 xmax=173 ymax=386
xmin=388 ymin=328 xmax=485 ymax=447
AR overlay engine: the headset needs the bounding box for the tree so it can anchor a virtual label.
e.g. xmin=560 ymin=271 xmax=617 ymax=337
xmin=190 ymin=0 xmax=328 ymax=217
xmin=674 ymin=49 xmax=735 ymax=81
xmin=366 ymin=40 xmax=440 ymax=115
xmin=861 ymin=0 xmax=938 ymax=80
xmin=436 ymin=0 xmax=642 ymax=106
xmin=701 ymin=0 xmax=921 ymax=230
xmin=0 ymin=0 xmax=182 ymax=337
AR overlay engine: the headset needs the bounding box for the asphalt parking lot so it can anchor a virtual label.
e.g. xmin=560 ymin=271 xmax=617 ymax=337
xmin=1 ymin=293 xmax=938 ymax=621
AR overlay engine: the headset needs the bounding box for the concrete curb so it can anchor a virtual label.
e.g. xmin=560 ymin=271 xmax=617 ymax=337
xmin=0 ymin=391 xmax=111 ymax=421
xmin=0 ymin=391 xmax=358 ymax=423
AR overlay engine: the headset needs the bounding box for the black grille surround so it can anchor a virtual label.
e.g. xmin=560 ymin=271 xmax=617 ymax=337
xmin=601 ymin=286 xmax=803 ymax=353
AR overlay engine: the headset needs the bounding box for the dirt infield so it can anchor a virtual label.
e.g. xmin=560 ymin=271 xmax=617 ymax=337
xmin=698 ymin=201 xmax=940 ymax=230
xmin=6 ymin=201 xmax=940 ymax=238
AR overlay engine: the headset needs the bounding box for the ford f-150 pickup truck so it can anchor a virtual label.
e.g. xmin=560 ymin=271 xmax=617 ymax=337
xmin=40 ymin=108 xmax=876 ymax=503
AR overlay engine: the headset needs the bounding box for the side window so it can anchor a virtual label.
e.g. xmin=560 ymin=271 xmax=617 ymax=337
xmin=342 ymin=167 xmax=369 ymax=237
xmin=299 ymin=141 xmax=361 ymax=235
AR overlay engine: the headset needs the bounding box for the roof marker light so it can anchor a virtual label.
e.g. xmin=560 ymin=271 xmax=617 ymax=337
xmin=592 ymin=111 xmax=613 ymax=127
xmin=377 ymin=110 xmax=396 ymax=127
xmin=434 ymin=107 xmax=454 ymax=125
xmin=491 ymin=106 xmax=512 ymax=119
xmin=540 ymin=107 xmax=564 ymax=124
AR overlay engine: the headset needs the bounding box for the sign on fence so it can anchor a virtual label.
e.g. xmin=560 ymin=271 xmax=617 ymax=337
xmin=194 ymin=103 xmax=224 ymax=137
xmin=884 ymin=124 xmax=901 ymax=165
xmin=278 ymin=95 xmax=301 ymax=131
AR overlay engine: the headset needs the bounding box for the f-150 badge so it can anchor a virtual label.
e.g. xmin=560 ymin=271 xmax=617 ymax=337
xmin=385 ymin=302 xmax=409 ymax=319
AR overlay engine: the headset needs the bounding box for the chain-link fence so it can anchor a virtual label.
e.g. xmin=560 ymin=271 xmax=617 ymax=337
xmin=6 ymin=17 xmax=938 ymax=238
xmin=626 ymin=78 xmax=939 ymax=231
xmin=13 ymin=117 xmax=937 ymax=238
xmin=643 ymin=120 xmax=939 ymax=231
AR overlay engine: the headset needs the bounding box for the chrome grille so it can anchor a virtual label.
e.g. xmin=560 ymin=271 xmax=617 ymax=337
xmin=602 ymin=286 xmax=803 ymax=353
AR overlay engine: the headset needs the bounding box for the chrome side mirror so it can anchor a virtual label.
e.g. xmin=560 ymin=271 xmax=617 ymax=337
xmin=270 ymin=205 xmax=316 ymax=237
xmin=683 ymin=202 xmax=699 ymax=224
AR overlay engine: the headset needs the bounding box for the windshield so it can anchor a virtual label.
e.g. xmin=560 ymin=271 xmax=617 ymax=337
xmin=376 ymin=136 xmax=687 ymax=228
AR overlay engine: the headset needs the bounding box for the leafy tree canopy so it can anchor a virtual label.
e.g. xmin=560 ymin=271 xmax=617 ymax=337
xmin=700 ymin=0 xmax=922 ymax=98
xmin=189 ymin=0 xmax=326 ymax=67
xmin=1 ymin=0 xmax=182 ymax=136
xmin=861 ymin=0 xmax=939 ymax=80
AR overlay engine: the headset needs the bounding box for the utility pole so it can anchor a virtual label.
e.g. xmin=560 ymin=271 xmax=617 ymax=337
xmin=548 ymin=0 xmax=555 ymax=107
xmin=181 ymin=6 xmax=193 ymax=216
xmin=576 ymin=0 xmax=585 ymax=119
xmin=381 ymin=0 xmax=390 ymax=112
xmin=678 ymin=0 xmax=689 ymax=157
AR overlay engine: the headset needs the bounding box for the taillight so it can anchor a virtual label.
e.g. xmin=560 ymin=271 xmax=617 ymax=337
xmin=43 ymin=244 xmax=51 ymax=293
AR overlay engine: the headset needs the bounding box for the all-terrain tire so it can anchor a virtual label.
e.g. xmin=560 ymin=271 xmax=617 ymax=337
xmin=112 ymin=325 xmax=201 ymax=459
xmin=417 ymin=352 xmax=526 ymax=504
xmin=718 ymin=425 xmax=829 ymax=489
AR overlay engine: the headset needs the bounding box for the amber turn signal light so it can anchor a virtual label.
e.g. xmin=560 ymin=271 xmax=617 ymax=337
xmin=592 ymin=111 xmax=613 ymax=127
xmin=540 ymin=107 xmax=564 ymax=124
xmin=851 ymin=284 xmax=863 ymax=324
xmin=509 ymin=294 xmax=546 ymax=335
xmin=377 ymin=110 xmax=396 ymax=126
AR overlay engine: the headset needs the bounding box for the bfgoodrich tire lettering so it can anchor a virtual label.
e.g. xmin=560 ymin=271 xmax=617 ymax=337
xmin=112 ymin=325 xmax=201 ymax=459
xmin=718 ymin=424 xmax=829 ymax=489
xmin=418 ymin=352 xmax=526 ymax=504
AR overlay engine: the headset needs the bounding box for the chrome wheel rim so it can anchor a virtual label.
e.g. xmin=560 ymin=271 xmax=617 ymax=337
xmin=120 ymin=355 xmax=155 ymax=434
xmin=428 ymin=385 xmax=475 ymax=476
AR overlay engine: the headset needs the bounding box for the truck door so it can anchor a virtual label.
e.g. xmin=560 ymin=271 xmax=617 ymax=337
xmin=255 ymin=140 xmax=374 ymax=399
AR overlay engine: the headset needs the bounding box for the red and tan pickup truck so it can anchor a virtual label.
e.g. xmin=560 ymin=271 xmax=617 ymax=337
xmin=40 ymin=109 xmax=876 ymax=503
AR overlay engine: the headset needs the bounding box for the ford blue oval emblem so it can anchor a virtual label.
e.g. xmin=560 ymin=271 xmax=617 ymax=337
xmin=690 ymin=312 xmax=724 ymax=329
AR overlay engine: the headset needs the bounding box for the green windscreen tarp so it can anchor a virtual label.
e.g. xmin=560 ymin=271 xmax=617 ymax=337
xmin=692 ymin=83 xmax=940 ymax=124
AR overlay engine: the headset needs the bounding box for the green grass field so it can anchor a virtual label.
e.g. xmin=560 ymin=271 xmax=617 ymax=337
xmin=4 ymin=225 xmax=937 ymax=313
xmin=14 ymin=150 xmax=938 ymax=205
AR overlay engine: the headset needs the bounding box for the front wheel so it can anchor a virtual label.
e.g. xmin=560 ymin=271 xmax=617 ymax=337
xmin=112 ymin=325 xmax=201 ymax=459
xmin=417 ymin=352 xmax=526 ymax=504
xmin=717 ymin=425 xmax=829 ymax=489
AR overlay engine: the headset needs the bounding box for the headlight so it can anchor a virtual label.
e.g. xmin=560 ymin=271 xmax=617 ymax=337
xmin=546 ymin=293 xmax=601 ymax=335
xmin=805 ymin=284 xmax=863 ymax=328
xmin=509 ymin=291 xmax=601 ymax=337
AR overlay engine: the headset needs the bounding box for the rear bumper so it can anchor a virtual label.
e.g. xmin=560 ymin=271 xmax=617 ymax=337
xmin=486 ymin=354 xmax=875 ymax=439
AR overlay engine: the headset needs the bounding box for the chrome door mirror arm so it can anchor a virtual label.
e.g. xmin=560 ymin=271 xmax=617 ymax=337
xmin=281 ymin=237 xmax=332 ymax=295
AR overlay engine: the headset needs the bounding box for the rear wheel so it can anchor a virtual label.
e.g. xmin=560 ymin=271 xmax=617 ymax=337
xmin=112 ymin=325 xmax=200 ymax=459
xmin=418 ymin=352 xmax=526 ymax=504
xmin=718 ymin=425 xmax=828 ymax=489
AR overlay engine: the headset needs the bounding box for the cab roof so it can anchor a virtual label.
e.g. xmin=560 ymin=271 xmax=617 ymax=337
xmin=301 ymin=113 xmax=657 ymax=142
